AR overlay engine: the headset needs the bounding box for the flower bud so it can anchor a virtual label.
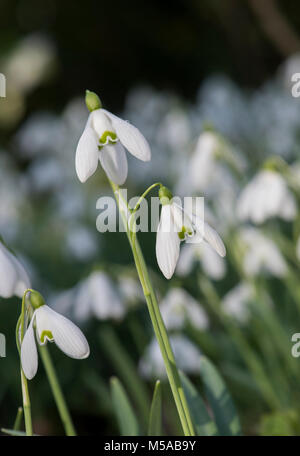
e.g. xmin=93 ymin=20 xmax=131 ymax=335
xmin=85 ymin=90 xmax=102 ymax=112
xmin=30 ymin=290 xmax=45 ymax=309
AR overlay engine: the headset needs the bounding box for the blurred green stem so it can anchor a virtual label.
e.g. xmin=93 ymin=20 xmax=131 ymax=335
xmin=110 ymin=180 xmax=195 ymax=436
xmin=13 ymin=407 xmax=23 ymax=431
xmin=39 ymin=345 xmax=76 ymax=436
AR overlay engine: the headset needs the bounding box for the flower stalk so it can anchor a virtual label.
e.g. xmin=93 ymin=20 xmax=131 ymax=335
xmin=110 ymin=179 xmax=195 ymax=436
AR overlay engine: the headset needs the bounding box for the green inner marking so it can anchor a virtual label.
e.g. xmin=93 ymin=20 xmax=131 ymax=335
xmin=40 ymin=330 xmax=54 ymax=343
xmin=99 ymin=130 xmax=118 ymax=145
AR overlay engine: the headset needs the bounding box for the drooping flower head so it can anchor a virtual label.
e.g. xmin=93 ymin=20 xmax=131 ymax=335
xmin=155 ymin=186 xmax=226 ymax=279
xmin=75 ymin=90 xmax=151 ymax=185
xmin=21 ymin=290 xmax=90 ymax=380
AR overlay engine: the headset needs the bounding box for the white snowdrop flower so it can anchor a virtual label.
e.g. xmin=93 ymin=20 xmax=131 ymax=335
xmin=240 ymin=227 xmax=287 ymax=278
xmin=21 ymin=291 xmax=89 ymax=380
xmin=222 ymin=282 xmax=254 ymax=324
xmin=0 ymin=240 xmax=31 ymax=298
xmin=74 ymin=271 xmax=124 ymax=322
xmin=139 ymin=335 xmax=201 ymax=379
xmin=156 ymin=186 xmax=226 ymax=279
xmin=160 ymin=287 xmax=209 ymax=330
xmin=75 ymin=91 xmax=151 ymax=185
xmin=237 ymin=169 xmax=296 ymax=224
xmin=176 ymin=241 xmax=226 ymax=280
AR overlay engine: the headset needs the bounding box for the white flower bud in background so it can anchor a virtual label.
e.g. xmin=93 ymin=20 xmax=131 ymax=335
xmin=237 ymin=169 xmax=296 ymax=224
xmin=160 ymin=287 xmax=209 ymax=330
xmin=139 ymin=335 xmax=202 ymax=379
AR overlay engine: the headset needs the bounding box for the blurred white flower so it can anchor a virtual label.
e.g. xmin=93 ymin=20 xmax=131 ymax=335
xmin=237 ymin=169 xmax=296 ymax=224
xmin=75 ymin=103 xmax=151 ymax=185
xmin=21 ymin=303 xmax=89 ymax=380
xmin=176 ymin=241 xmax=226 ymax=280
xmin=0 ymin=241 xmax=30 ymax=298
xmin=139 ymin=335 xmax=201 ymax=379
xmin=222 ymin=282 xmax=254 ymax=323
xmin=73 ymin=271 xmax=124 ymax=322
xmin=160 ymin=287 xmax=209 ymax=330
xmin=240 ymin=228 xmax=287 ymax=278
xmin=156 ymin=191 xmax=226 ymax=279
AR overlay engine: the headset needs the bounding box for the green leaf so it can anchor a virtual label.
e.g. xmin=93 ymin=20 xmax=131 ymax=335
xmin=179 ymin=371 xmax=218 ymax=436
xmin=148 ymin=380 xmax=162 ymax=436
xmin=200 ymin=355 xmax=242 ymax=436
xmin=110 ymin=377 xmax=139 ymax=436
xmin=1 ymin=428 xmax=39 ymax=436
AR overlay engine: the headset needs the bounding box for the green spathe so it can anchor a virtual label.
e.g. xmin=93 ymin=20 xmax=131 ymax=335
xmin=85 ymin=90 xmax=102 ymax=112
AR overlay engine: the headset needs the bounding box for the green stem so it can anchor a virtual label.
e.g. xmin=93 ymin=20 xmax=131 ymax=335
xmin=39 ymin=345 xmax=76 ymax=436
xmin=111 ymin=180 xmax=195 ymax=436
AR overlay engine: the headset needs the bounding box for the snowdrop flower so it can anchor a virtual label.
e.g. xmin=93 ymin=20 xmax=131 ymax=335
xmin=75 ymin=91 xmax=151 ymax=185
xmin=160 ymin=287 xmax=209 ymax=330
xmin=222 ymin=282 xmax=254 ymax=324
xmin=21 ymin=291 xmax=89 ymax=380
xmin=239 ymin=227 xmax=287 ymax=278
xmin=139 ymin=335 xmax=201 ymax=379
xmin=0 ymin=240 xmax=30 ymax=298
xmin=156 ymin=186 xmax=226 ymax=279
xmin=237 ymin=169 xmax=296 ymax=224
xmin=176 ymin=241 xmax=226 ymax=280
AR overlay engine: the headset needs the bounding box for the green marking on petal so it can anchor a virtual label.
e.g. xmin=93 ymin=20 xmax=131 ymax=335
xmin=178 ymin=226 xmax=187 ymax=240
xmin=99 ymin=131 xmax=118 ymax=146
xmin=40 ymin=330 xmax=54 ymax=343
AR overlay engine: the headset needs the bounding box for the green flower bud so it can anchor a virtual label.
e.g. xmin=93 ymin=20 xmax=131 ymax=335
xmin=30 ymin=290 xmax=46 ymax=309
xmin=159 ymin=186 xmax=173 ymax=205
xmin=85 ymin=90 xmax=102 ymax=112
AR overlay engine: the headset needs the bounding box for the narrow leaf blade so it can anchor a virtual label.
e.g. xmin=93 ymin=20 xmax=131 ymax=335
xmin=110 ymin=377 xmax=139 ymax=436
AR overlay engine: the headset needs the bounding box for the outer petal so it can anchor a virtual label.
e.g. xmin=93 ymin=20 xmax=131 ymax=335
xmin=156 ymin=205 xmax=180 ymax=279
xmin=102 ymin=109 xmax=151 ymax=161
xmin=37 ymin=306 xmax=90 ymax=359
xmin=99 ymin=142 xmax=128 ymax=185
xmin=0 ymin=243 xmax=18 ymax=298
xmin=193 ymin=216 xmax=226 ymax=258
xmin=21 ymin=315 xmax=38 ymax=380
xmin=75 ymin=125 xmax=99 ymax=183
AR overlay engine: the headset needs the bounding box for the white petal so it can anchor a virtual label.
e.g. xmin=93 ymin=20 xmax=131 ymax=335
xmin=37 ymin=306 xmax=90 ymax=359
xmin=156 ymin=205 xmax=180 ymax=279
xmin=21 ymin=315 xmax=38 ymax=380
xmin=203 ymin=222 xmax=226 ymax=257
xmin=9 ymin=253 xmax=31 ymax=298
xmin=0 ymin=243 xmax=18 ymax=298
xmin=103 ymin=109 xmax=151 ymax=161
xmin=99 ymin=142 xmax=128 ymax=185
xmin=75 ymin=126 xmax=99 ymax=183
